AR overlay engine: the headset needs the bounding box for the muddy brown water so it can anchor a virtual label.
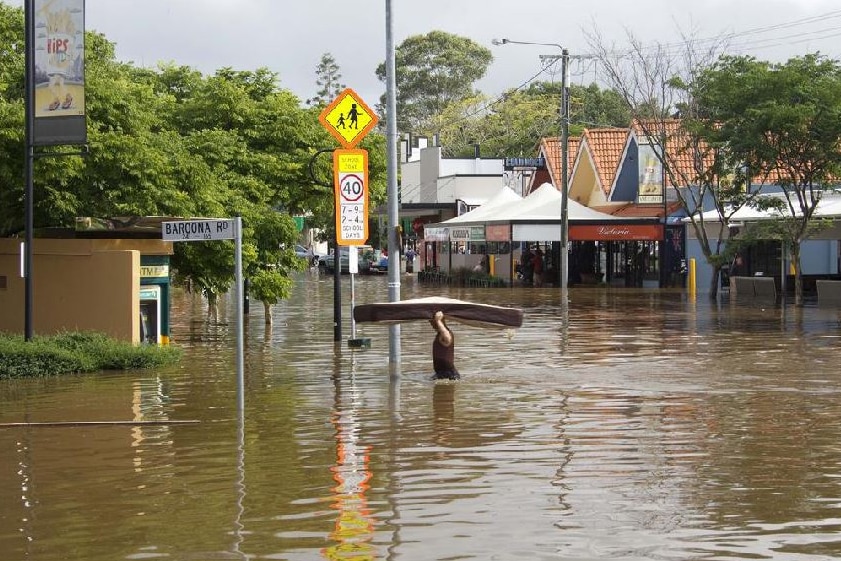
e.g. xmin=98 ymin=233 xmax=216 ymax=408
xmin=2 ymin=273 xmax=841 ymax=560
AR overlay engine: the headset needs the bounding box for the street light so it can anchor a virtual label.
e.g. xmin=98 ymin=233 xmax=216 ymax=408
xmin=492 ymin=38 xmax=570 ymax=290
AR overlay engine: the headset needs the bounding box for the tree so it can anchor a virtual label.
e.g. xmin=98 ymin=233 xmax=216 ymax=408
xmin=434 ymin=82 xmax=632 ymax=158
xmin=307 ymin=52 xmax=345 ymax=107
xmin=588 ymin=28 xmax=765 ymax=298
xmin=0 ymin=5 xmax=340 ymax=319
xmin=375 ymin=30 xmax=493 ymax=134
xmin=247 ymin=208 xmax=302 ymax=324
xmin=690 ymin=54 xmax=841 ymax=305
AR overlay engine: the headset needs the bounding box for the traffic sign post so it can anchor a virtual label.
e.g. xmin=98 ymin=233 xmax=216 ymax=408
xmin=318 ymin=88 xmax=377 ymax=345
xmin=333 ymin=149 xmax=369 ymax=246
xmin=162 ymin=218 xmax=245 ymax=412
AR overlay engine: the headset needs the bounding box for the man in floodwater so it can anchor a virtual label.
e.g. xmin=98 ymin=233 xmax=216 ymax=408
xmin=430 ymin=311 xmax=459 ymax=380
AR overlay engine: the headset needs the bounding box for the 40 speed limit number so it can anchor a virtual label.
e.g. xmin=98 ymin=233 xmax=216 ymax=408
xmin=333 ymin=149 xmax=369 ymax=245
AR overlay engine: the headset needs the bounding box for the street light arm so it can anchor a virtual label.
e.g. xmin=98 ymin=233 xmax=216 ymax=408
xmin=492 ymin=37 xmax=564 ymax=51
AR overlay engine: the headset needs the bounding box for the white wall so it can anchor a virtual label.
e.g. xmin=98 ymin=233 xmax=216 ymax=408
xmin=399 ymin=143 xmax=505 ymax=205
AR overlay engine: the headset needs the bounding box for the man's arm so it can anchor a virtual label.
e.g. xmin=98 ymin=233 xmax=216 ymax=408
xmin=431 ymin=311 xmax=453 ymax=347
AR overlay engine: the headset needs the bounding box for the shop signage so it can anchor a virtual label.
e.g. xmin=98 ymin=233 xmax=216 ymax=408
xmin=486 ymin=224 xmax=510 ymax=242
xmin=424 ymin=227 xmax=449 ymax=241
xmin=569 ymin=224 xmax=664 ymax=241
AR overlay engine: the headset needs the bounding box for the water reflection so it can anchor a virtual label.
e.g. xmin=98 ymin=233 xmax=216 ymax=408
xmin=1 ymin=273 xmax=841 ymax=560
xmin=323 ymin=352 xmax=376 ymax=560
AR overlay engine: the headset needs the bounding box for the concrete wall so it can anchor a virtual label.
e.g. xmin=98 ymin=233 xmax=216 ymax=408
xmin=0 ymin=239 xmax=171 ymax=342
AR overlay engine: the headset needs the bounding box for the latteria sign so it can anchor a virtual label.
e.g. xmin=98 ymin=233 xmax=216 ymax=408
xmin=569 ymin=224 xmax=663 ymax=241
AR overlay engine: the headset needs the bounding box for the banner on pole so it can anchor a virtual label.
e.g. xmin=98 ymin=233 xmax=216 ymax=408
xmin=32 ymin=0 xmax=87 ymax=145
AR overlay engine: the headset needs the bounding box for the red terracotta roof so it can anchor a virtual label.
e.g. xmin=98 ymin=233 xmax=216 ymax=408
xmin=539 ymin=136 xmax=580 ymax=189
xmin=631 ymin=119 xmax=703 ymax=188
xmin=632 ymin=118 xmax=789 ymax=187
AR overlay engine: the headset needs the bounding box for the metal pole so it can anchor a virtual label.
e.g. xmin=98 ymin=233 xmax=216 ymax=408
xmin=333 ymin=237 xmax=341 ymax=342
xmin=24 ymin=0 xmax=35 ymax=341
xmin=660 ymin=124 xmax=668 ymax=288
xmin=385 ymin=0 xmax=401 ymax=365
xmin=350 ymin=271 xmax=356 ymax=340
xmin=235 ymin=217 xmax=245 ymax=412
xmin=560 ymin=48 xmax=570 ymax=291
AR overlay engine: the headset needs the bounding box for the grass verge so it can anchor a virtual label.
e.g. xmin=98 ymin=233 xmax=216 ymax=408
xmin=0 ymin=332 xmax=182 ymax=379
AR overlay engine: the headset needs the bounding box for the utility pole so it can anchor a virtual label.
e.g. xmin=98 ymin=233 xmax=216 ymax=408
xmin=495 ymin=38 xmax=574 ymax=290
xmin=385 ymin=0 xmax=401 ymax=365
xmin=560 ymin=48 xmax=570 ymax=291
xmin=24 ymin=0 xmax=35 ymax=340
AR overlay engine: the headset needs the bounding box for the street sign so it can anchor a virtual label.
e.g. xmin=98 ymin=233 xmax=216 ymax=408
xmin=162 ymin=219 xmax=236 ymax=241
xmin=318 ymin=88 xmax=378 ymax=149
xmin=333 ymin=149 xmax=369 ymax=245
xmin=162 ymin=217 xmax=245 ymax=411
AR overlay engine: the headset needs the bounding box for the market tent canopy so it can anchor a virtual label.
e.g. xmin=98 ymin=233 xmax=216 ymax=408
xmin=443 ymin=183 xmax=623 ymax=225
xmin=688 ymin=192 xmax=841 ymax=222
xmin=425 ymin=182 xmax=662 ymax=242
xmin=444 ymin=185 xmax=523 ymax=224
xmin=505 ymin=183 xmax=623 ymax=222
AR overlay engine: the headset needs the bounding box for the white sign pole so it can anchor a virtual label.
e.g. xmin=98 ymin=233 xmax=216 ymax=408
xmin=234 ymin=217 xmax=244 ymax=412
xmin=349 ymin=245 xmax=358 ymax=340
xmin=163 ymin=218 xmax=245 ymax=411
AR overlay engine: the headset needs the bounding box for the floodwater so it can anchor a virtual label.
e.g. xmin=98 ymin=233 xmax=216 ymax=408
xmin=2 ymin=273 xmax=841 ymax=561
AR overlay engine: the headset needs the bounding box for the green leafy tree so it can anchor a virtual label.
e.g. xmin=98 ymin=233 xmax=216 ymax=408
xmin=0 ymin=5 xmax=338 ymax=317
xmin=307 ymin=52 xmax=345 ymax=107
xmin=690 ymin=54 xmax=841 ymax=304
xmin=0 ymin=5 xmax=382 ymax=318
xmin=247 ymin=209 xmax=301 ymax=324
xmin=376 ymin=30 xmax=493 ymax=134
xmin=435 ymin=82 xmax=632 ymax=158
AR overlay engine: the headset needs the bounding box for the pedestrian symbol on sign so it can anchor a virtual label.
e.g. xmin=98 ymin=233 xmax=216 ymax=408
xmin=318 ymin=88 xmax=378 ymax=149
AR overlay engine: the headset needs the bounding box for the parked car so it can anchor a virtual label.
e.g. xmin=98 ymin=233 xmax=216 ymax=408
xmin=366 ymin=253 xmax=390 ymax=274
xmin=319 ymin=246 xmax=373 ymax=274
xmin=295 ymin=245 xmax=320 ymax=267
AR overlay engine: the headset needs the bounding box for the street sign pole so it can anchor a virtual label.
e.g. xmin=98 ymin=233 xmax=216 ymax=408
xmin=163 ymin=218 xmax=244 ymax=411
xmin=319 ymin=90 xmax=378 ymax=352
xmin=234 ymin=217 xmax=244 ymax=412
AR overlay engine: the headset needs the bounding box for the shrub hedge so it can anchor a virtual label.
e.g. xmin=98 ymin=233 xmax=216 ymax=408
xmin=0 ymin=332 xmax=182 ymax=379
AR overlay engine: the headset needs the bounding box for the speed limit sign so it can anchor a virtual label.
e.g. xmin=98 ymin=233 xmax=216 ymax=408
xmin=333 ymin=149 xmax=369 ymax=245
xmin=339 ymin=173 xmax=364 ymax=202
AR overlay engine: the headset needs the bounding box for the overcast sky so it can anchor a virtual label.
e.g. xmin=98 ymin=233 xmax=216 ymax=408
xmin=11 ymin=0 xmax=841 ymax=107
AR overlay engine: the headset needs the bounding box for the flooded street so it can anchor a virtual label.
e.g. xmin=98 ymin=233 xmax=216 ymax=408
xmin=3 ymin=272 xmax=841 ymax=560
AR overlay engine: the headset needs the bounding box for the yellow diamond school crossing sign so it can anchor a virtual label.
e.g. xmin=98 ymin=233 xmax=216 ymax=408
xmin=318 ymin=88 xmax=379 ymax=149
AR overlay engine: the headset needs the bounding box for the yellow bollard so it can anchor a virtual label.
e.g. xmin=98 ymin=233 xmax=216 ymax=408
xmin=688 ymin=258 xmax=697 ymax=295
xmin=489 ymin=255 xmax=495 ymax=276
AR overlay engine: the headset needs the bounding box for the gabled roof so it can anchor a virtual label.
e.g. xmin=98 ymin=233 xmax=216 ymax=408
xmin=630 ymin=119 xmax=703 ymax=188
xmin=537 ymin=136 xmax=580 ymax=193
xmin=579 ymin=128 xmax=630 ymax=195
xmin=631 ymin=118 xmax=790 ymax=187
